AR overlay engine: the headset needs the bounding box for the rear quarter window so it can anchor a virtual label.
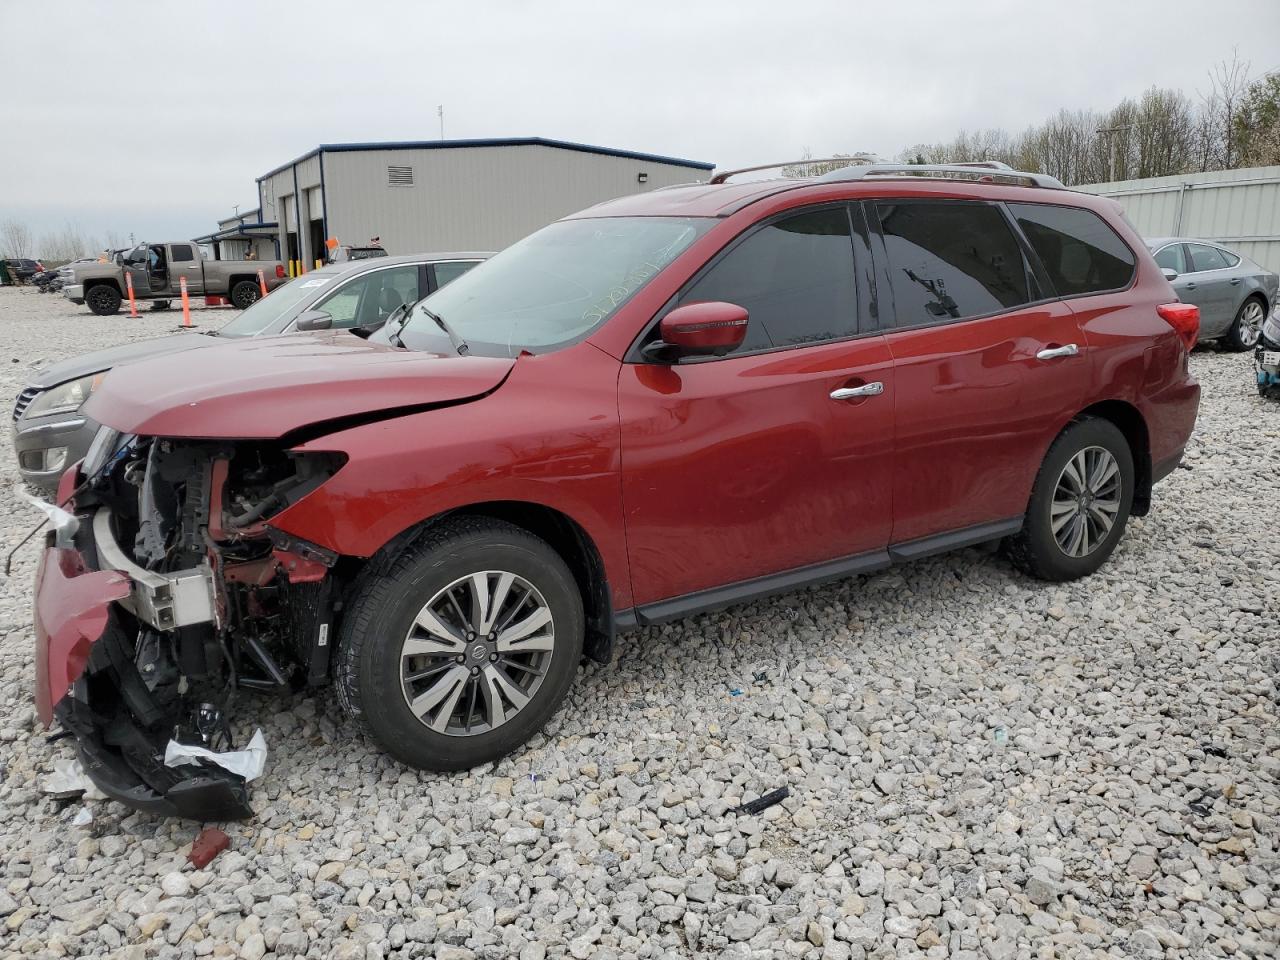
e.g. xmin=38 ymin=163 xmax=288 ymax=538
xmin=1008 ymin=203 xmax=1135 ymax=296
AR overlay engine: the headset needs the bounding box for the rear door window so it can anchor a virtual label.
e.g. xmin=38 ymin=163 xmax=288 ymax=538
xmin=432 ymin=260 xmax=481 ymax=289
xmin=1154 ymin=244 xmax=1186 ymax=274
xmin=875 ymin=201 xmax=1031 ymax=325
xmin=169 ymin=244 xmax=195 ymax=263
xmin=1187 ymin=243 xmax=1230 ymax=272
xmin=675 ymin=206 xmax=858 ymax=352
xmin=1007 ymin=203 xmax=1135 ymax=296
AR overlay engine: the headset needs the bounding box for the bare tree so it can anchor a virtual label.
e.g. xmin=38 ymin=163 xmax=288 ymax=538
xmin=1 ymin=219 xmax=33 ymax=258
xmin=38 ymin=222 xmax=93 ymax=263
xmin=1198 ymin=52 xmax=1252 ymax=169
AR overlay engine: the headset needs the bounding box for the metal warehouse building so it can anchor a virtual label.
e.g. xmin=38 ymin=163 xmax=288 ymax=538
xmin=247 ymin=137 xmax=714 ymax=269
xmin=1078 ymin=165 xmax=1280 ymax=274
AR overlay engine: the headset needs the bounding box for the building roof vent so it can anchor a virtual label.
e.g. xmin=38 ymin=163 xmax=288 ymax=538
xmin=388 ymin=165 xmax=414 ymax=186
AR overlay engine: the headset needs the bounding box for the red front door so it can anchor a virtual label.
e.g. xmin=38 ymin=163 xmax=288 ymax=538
xmin=618 ymin=338 xmax=895 ymax=606
xmin=616 ymin=204 xmax=895 ymax=608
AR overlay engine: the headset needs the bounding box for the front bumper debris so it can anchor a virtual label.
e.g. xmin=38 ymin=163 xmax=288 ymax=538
xmin=33 ymin=509 xmax=256 ymax=821
xmin=91 ymin=508 xmax=216 ymax=630
xmin=33 ymin=546 xmax=130 ymax=725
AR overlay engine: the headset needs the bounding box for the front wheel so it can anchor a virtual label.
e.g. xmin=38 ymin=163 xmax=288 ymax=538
xmin=1005 ymin=418 xmax=1134 ymax=582
xmin=1224 ymin=298 xmax=1266 ymax=352
xmin=85 ymin=285 xmax=121 ymax=316
xmin=229 ymin=280 xmax=260 ymax=309
xmin=336 ymin=517 xmax=584 ymax=771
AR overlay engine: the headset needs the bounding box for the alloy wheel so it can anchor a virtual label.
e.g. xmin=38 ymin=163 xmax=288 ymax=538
xmin=1239 ymin=301 xmax=1264 ymax=347
xmin=399 ymin=571 xmax=555 ymax=736
xmin=1050 ymin=446 xmax=1122 ymax=558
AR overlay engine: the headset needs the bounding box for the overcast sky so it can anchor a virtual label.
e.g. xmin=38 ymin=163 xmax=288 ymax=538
xmin=2 ymin=0 xmax=1277 ymax=248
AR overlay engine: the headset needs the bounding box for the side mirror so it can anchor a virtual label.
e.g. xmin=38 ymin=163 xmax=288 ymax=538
xmin=645 ymin=301 xmax=749 ymax=361
xmin=294 ymin=309 xmax=333 ymax=332
xmin=1161 ymin=267 xmax=1179 ymax=281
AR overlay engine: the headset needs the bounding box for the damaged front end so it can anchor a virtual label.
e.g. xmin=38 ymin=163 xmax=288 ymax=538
xmin=35 ymin=433 xmax=345 ymax=820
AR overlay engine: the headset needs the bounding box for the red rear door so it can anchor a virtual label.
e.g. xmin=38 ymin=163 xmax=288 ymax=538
xmin=619 ymin=205 xmax=895 ymax=609
xmin=869 ymin=199 xmax=1090 ymax=544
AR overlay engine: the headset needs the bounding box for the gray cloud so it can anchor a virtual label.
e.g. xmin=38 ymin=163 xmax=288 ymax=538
xmin=3 ymin=0 xmax=1276 ymax=244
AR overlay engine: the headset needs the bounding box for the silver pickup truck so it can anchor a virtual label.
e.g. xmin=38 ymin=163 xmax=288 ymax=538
xmin=64 ymin=241 xmax=287 ymax=314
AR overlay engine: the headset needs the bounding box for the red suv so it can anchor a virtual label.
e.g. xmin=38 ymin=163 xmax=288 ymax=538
xmin=34 ymin=162 xmax=1200 ymax=818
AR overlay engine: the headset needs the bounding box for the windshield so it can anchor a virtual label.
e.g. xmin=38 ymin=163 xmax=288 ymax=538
xmin=216 ymin=273 xmax=336 ymax=337
xmin=396 ymin=216 xmax=713 ymax=356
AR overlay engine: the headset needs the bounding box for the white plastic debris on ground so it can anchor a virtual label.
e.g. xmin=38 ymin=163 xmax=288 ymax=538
xmin=43 ymin=757 xmax=107 ymax=801
xmin=163 ymin=729 xmax=268 ymax=781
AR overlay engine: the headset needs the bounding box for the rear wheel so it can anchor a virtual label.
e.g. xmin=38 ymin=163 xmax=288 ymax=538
xmin=229 ymin=280 xmax=260 ymax=309
xmin=336 ymin=517 xmax=584 ymax=771
xmin=1224 ymin=298 xmax=1266 ymax=352
xmin=1005 ymin=418 xmax=1134 ymax=581
xmin=150 ymin=300 xmax=171 ymax=311
xmin=85 ymin=285 xmax=121 ymax=316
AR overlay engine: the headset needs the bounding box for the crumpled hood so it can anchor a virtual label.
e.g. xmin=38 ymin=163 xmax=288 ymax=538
xmin=83 ymin=330 xmax=515 ymax=440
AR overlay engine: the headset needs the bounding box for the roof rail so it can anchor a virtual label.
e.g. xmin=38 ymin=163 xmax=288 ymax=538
xmin=818 ymin=162 xmax=1064 ymax=189
xmin=709 ymin=155 xmax=877 ymax=185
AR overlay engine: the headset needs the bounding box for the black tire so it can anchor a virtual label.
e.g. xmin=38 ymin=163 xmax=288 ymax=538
xmin=335 ymin=516 xmax=584 ymax=771
xmin=229 ymin=280 xmax=260 ymax=310
xmin=85 ymin=285 xmax=121 ymax=316
xmin=1223 ymin=297 xmax=1266 ymax=352
xmin=150 ymin=300 xmax=171 ymax=311
xmin=1005 ymin=417 xmax=1135 ymax=582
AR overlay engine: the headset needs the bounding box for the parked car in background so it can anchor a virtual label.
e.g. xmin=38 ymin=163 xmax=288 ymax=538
xmin=1255 ymin=312 xmax=1280 ymax=399
xmin=63 ymin=241 xmax=288 ymax=314
xmin=329 ymin=243 xmax=390 ymax=263
xmin=1148 ymin=238 xmax=1278 ymax=350
xmin=33 ymin=161 xmax=1200 ymax=819
xmin=4 ymin=258 xmax=45 ymax=282
xmin=14 ymin=252 xmax=488 ymax=491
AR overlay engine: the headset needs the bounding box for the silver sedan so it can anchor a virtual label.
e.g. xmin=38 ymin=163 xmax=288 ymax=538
xmin=1148 ymin=238 xmax=1279 ymax=351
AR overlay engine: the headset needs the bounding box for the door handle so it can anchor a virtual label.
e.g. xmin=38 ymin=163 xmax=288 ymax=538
xmin=1230 ymin=278 xmax=1242 ymax=285
xmin=830 ymin=382 xmax=884 ymax=400
xmin=1036 ymin=343 xmax=1079 ymax=361
xmin=1185 ymin=282 xmax=1197 ymax=289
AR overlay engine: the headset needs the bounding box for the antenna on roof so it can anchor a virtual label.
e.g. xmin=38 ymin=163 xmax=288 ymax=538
xmin=437 ymin=105 xmax=444 ymax=141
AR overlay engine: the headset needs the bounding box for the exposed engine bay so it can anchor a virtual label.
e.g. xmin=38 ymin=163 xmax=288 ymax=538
xmin=54 ymin=433 xmax=346 ymax=820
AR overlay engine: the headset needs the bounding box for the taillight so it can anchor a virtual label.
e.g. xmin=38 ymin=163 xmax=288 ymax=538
xmin=1157 ymin=302 xmax=1199 ymax=351
xmin=275 ymin=264 xmax=286 ymax=279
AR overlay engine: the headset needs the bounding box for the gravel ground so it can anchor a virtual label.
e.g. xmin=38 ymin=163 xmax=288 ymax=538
xmin=0 ymin=284 xmax=1275 ymax=960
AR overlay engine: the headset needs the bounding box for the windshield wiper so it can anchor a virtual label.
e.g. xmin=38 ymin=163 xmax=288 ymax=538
xmin=421 ymin=306 xmax=469 ymax=356
xmin=380 ymin=297 xmax=469 ymax=355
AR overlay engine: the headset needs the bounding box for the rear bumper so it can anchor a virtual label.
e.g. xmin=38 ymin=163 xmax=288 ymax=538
xmin=33 ymin=513 xmax=253 ymax=820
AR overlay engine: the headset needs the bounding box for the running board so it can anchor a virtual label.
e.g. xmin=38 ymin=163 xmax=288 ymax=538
xmin=625 ymin=516 xmax=1022 ymax=627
